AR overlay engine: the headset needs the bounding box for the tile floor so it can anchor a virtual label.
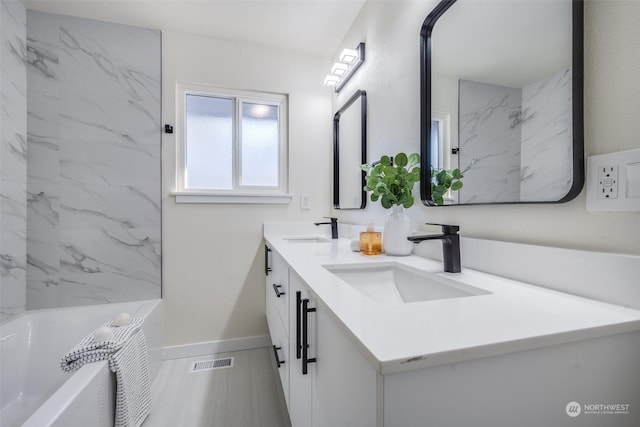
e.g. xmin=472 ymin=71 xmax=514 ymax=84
xmin=143 ymin=347 xmax=290 ymax=426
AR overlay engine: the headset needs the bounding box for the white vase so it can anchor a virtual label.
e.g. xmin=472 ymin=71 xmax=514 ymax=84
xmin=383 ymin=205 xmax=413 ymax=256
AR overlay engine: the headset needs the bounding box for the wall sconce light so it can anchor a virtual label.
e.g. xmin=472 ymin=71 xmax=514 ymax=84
xmin=323 ymin=42 xmax=365 ymax=93
xmin=324 ymin=75 xmax=340 ymax=86
xmin=331 ymin=62 xmax=349 ymax=76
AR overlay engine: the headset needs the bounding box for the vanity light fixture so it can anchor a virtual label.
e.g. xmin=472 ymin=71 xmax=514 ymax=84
xmin=324 ymin=75 xmax=340 ymax=86
xmin=323 ymin=42 xmax=366 ymax=93
xmin=339 ymin=48 xmax=359 ymax=64
xmin=331 ymin=62 xmax=349 ymax=76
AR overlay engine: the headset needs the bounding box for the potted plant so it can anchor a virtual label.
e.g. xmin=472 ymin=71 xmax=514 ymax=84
xmin=430 ymin=161 xmax=474 ymax=205
xmin=360 ymin=152 xmax=420 ymax=256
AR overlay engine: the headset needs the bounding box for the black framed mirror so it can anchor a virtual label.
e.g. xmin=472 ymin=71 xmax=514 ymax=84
xmin=420 ymin=0 xmax=584 ymax=205
xmin=333 ymin=90 xmax=367 ymax=209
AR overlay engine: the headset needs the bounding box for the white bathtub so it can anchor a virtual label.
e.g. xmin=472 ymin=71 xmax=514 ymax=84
xmin=0 ymin=299 xmax=162 ymax=427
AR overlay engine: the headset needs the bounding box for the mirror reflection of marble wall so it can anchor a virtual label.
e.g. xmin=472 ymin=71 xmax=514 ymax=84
xmin=26 ymin=11 xmax=161 ymax=308
xmin=458 ymin=68 xmax=572 ymax=203
xmin=426 ymin=0 xmax=579 ymax=205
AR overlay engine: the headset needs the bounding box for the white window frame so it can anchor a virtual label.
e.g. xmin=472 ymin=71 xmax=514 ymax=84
xmin=172 ymin=82 xmax=291 ymax=204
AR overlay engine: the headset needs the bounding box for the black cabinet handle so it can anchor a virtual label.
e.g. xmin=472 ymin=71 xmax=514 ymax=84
xmin=296 ymin=291 xmax=302 ymax=359
xmin=264 ymin=245 xmax=272 ymax=276
xmin=272 ymin=283 xmax=285 ymax=298
xmin=272 ymin=345 xmax=285 ymax=368
xmin=302 ymin=298 xmax=316 ymax=375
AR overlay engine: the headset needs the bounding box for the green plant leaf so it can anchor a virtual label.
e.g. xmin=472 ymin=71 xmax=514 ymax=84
xmin=380 ymin=156 xmax=391 ymax=166
xmin=394 ymin=152 xmax=408 ymax=167
xmin=451 ymin=181 xmax=463 ymax=191
xmin=403 ymin=197 xmax=414 ymax=209
xmin=383 ymin=166 xmax=397 ymax=176
xmin=408 ymin=152 xmax=420 ymax=166
xmin=451 ymin=168 xmax=462 ymax=179
xmin=381 ymin=196 xmax=392 ymax=209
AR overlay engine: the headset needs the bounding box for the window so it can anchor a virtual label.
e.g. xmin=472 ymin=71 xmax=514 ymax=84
xmin=430 ymin=112 xmax=451 ymax=171
xmin=174 ymin=83 xmax=290 ymax=204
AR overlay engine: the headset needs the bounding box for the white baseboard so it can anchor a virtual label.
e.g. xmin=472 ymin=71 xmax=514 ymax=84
xmin=163 ymin=335 xmax=272 ymax=360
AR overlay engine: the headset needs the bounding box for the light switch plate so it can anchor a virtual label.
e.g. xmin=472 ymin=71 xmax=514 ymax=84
xmin=587 ymin=148 xmax=640 ymax=212
xmin=300 ymin=193 xmax=310 ymax=210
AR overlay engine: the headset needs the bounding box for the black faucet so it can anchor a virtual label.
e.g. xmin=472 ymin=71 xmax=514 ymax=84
xmin=407 ymin=223 xmax=461 ymax=273
xmin=314 ymin=217 xmax=338 ymax=239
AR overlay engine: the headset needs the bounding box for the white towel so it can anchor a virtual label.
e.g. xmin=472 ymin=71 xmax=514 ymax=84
xmin=60 ymin=317 xmax=144 ymax=373
xmin=60 ymin=317 xmax=151 ymax=427
xmin=109 ymin=331 xmax=152 ymax=427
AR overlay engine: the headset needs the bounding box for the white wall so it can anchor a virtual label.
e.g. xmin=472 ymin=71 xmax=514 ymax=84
xmin=332 ymin=0 xmax=640 ymax=256
xmin=162 ymin=31 xmax=332 ymax=346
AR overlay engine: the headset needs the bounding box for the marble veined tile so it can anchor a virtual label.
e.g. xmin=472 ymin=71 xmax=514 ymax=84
xmin=1 ymin=0 xmax=27 ymax=133
xmin=1 ymin=131 xmax=27 ymax=182
xmin=459 ymin=80 xmax=522 ymax=203
xmin=58 ymin=228 xmax=161 ymax=304
xmin=0 ymin=181 xmax=27 ymax=230
xmin=26 ymin=10 xmax=59 ymax=95
xmin=27 ymin=184 xmax=59 ymax=230
xmin=26 ymin=229 xmax=61 ymax=309
xmin=59 ymin=138 xmax=160 ymax=187
xmin=57 ymin=15 xmax=160 ymax=95
xmin=22 ymin=10 xmax=162 ymax=310
xmin=56 ymin=15 xmax=160 ymax=147
xmin=0 ymin=229 xmax=27 ymax=315
xmin=27 ymin=90 xmax=59 ymax=140
xmin=521 ymin=68 xmax=572 ymax=201
xmin=26 ymin=134 xmax=59 ymax=185
xmin=58 ymin=184 xmax=160 ymax=231
xmin=59 ymin=89 xmax=160 ymax=146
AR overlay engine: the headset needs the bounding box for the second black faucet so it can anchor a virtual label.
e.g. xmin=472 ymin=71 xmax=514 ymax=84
xmin=314 ymin=217 xmax=338 ymax=239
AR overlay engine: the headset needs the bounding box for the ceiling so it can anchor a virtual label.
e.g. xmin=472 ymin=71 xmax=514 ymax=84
xmin=22 ymin=0 xmax=367 ymax=57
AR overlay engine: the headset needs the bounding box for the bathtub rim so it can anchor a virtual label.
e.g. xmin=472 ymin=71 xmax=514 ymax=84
xmin=4 ymin=298 xmax=162 ymax=427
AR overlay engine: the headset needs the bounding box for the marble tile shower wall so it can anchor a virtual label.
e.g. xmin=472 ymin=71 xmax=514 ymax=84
xmin=458 ymin=80 xmax=522 ymax=203
xmin=520 ymin=68 xmax=572 ymax=201
xmin=458 ymin=69 xmax=571 ymax=203
xmin=0 ymin=0 xmax=27 ymax=322
xmin=25 ymin=11 xmax=161 ymax=308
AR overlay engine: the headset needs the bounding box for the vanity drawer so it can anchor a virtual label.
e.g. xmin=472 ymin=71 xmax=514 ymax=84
xmin=267 ymin=248 xmax=289 ymax=333
xmin=269 ymin=313 xmax=290 ymax=409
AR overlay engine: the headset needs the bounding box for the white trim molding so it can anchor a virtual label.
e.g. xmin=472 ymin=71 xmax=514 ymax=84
xmin=171 ymin=191 xmax=292 ymax=204
xmin=162 ymin=335 xmax=272 ymax=360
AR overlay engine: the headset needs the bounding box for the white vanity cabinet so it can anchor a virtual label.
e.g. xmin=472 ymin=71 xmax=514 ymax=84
xmin=264 ymin=229 xmax=640 ymax=427
xmin=266 ymin=244 xmax=377 ymax=427
xmin=289 ymin=270 xmax=377 ymax=427
xmin=265 ymin=245 xmax=290 ymax=408
xmin=288 ymin=271 xmax=313 ymax=427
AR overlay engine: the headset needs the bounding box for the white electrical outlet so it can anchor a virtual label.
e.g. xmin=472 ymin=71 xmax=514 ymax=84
xmin=300 ymin=193 xmax=310 ymax=210
xmin=587 ymin=149 xmax=640 ymax=212
xmin=597 ymin=165 xmax=618 ymax=199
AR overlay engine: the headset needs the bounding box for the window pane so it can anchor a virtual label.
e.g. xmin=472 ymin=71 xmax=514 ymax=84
xmin=240 ymin=102 xmax=279 ymax=187
xmin=430 ymin=120 xmax=441 ymax=169
xmin=185 ymin=94 xmax=233 ymax=189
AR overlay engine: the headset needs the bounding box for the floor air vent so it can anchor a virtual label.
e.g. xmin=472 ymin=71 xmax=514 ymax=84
xmin=189 ymin=357 xmax=235 ymax=373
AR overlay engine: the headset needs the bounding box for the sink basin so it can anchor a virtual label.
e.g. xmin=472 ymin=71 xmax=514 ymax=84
xmin=324 ymin=262 xmax=491 ymax=304
xmin=283 ymin=236 xmax=331 ymax=243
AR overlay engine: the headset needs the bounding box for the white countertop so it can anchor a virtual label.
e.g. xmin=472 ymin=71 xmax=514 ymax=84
xmin=264 ymin=225 xmax=640 ymax=375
